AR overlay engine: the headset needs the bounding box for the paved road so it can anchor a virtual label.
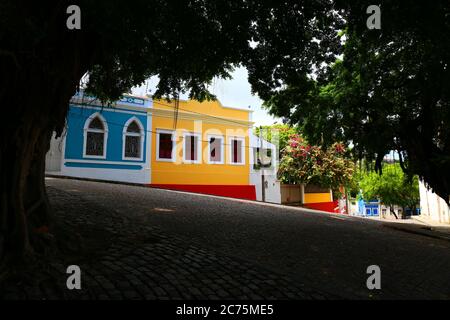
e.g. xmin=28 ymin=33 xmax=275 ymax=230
xmin=41 ymin=178 xmax=450 ymax=299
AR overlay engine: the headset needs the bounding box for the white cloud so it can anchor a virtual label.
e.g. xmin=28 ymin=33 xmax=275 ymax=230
xmin=132 ymin=66 xmax=280 ymax=127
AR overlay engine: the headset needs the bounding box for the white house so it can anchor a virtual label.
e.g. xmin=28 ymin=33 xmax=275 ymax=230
xmin=249 ymin=134 xmax=281 ymax=204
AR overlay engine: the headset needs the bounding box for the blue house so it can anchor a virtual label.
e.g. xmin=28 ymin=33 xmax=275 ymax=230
xmin=357 ymin=198 xmax=380 ymax=217
xmin=46 ymin=91 xmax=152 ymax=184
xmin=355 ymin=197 xmax=420 ymax=218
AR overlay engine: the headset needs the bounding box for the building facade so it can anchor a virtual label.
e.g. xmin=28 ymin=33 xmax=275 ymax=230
xmin=46 ymin=92 xmax=281 ymax=203
xmin=249 ymin=134 xmax=281 ymax=203
xmin=279 ymin=184 xmax=337 ymax=213
xmin=419 ymin=181 xmax=450 ymax=224
xmin=46 ymin=92 xmax=152 ymax=184
xmin=149 ymin=98 xmax=256 ymax=200
xmin=356 ymin=199 xmax=380 ymax=217
xmin=350 ymin=198 xmax=420 ymax=219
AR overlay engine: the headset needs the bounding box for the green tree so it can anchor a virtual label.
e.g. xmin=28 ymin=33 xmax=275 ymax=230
xmin=262 ymin=1 xmax=450 ymax=204
xmin=359 ymin=164 xmax=420 ymax=219
xmin=254 ymin=124 xmax=299 ymax=157
xmin=1 ymin=1 xmax=340 ymax=264
xmin=278 ymin=135 xmax=354 ymax=193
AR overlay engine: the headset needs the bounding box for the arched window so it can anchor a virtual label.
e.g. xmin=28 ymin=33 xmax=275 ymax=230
xmin=123 ymin=117 xmax=144 ymax=160
xmin=83 ymin=113 xmax=108 ymax=158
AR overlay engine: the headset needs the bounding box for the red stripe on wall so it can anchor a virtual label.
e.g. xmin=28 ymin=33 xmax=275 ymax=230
xmin=149 ymin=184 xmax=257 ymax=201
xmin=304 ymin=200 xmax=340 ymax=213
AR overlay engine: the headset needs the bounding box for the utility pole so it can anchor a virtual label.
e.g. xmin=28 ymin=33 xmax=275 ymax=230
xmin=259 ymin=126 xmax=266 ymax=202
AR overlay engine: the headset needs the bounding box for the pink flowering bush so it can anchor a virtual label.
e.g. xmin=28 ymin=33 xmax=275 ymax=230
xmin=278 ymin=135 xmax=354 ymax=191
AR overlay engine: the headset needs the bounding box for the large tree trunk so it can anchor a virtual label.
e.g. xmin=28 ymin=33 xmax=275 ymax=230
xmin=0 ymin=2 xmax=96 ymax=269
xmin=399 ymin=91 xmax=450 ymax=205
xmin=0 ymin=62 xmax=90 ymax=270
xmin=0 ymin=93 xmax=69 ymax=267
xmin=0 ymin=118 xmax=52 ymax=263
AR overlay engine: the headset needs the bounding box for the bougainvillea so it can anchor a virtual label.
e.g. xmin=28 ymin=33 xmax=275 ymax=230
xmin=278 ymin=135 xmax=355 ymax=191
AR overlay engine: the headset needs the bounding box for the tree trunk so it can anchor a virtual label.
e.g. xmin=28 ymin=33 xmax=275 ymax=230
xmin=400 ymin=95 xmax=450 ymax=205
xmin=0 ymin=2 xmax=98 ymax=274
xmin=0 ymin=63 xmax=90 ymax=270
xmin=0 ymin=121 xmax=51 ymax=263
xmin=389 ymin=206 xmax=399 ymax=219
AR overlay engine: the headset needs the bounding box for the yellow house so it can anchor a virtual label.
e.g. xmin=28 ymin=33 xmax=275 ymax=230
xmin=150 ymin=98 xmax=257 ymax=200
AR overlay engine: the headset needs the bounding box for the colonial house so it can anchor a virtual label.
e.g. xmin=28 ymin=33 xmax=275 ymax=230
xmin=356 ymin=199 xmax=380 ymax=217
xmin=45 ymin=91 xmax=152 ymax=184
xmin=45 ymin=91 xmax=281 ymax=203
xmin=149 ymin=97 xmax=256 ymax=200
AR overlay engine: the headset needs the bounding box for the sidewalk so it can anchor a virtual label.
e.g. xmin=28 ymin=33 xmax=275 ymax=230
xmin=353 ymin=214 xmax=450 ymax=242
xmin=382 ymin=219 xmax=450 ymax=242
xmin=411 ymin=215 xmax=450 ymax=229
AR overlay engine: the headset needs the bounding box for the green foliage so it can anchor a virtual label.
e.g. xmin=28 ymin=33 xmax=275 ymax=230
xmin=278 ymin=134 xmax=354 ymax=191
xmin=359 ymin=164 xmax=420 ymax=210
xmin=3 ymin=1 xmax=447 ymax=205
xmin=0 ymin=0 xmax=340 ymax=105
xmin=261 ymin=1 xmax=450 ymax=203
xmin=254 ymin=124 xmax=300 ymax=157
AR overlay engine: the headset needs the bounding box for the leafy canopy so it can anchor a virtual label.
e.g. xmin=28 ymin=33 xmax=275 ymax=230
xmin=359 ymin=164 xmax=420 ymax=210
xmin=262 ymin=1 xmax=450 ymax=203
xmin=4 ymin=1 xmax=445 ymax=200
xmin=68 ymin=0 xmax=341 ymax=104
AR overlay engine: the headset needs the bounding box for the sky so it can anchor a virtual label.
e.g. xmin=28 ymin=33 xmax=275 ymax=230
xmin=131 ymin=66 xmax=280 ymax=126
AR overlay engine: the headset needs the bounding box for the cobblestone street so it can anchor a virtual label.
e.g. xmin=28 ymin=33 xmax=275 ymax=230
xmin=2 ymin=178 xmax=449 ymax=300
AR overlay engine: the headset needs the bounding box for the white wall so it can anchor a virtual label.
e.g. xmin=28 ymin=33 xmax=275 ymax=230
xmin=419 ymin=181 xmax=450 ymax=224
xmin=61 ymin=165 xmax=150 ymax=184
xmin=249 ymin=133 xmax=281 ymax=203
xmin=348 ymin=200 xmax=359 ymax=216
xmin=250 ymin=170 xmax=281 ymax=203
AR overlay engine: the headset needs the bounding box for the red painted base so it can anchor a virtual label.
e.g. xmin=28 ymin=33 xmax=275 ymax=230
xmin=149 ymin=184 xmax=257 ymax=201
xmin=304 ymin=200 xmax=340 ymax=213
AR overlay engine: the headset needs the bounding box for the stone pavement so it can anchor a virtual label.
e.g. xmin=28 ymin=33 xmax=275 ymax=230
xmin=3 ymin=177 xmax=450 ymax=300
xmin=0 ymin=186 xmax=333 ymax=300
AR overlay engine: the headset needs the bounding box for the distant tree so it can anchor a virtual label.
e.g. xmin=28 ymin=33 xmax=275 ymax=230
xmin=359 ymin=164 xmax=420 ymax=219
xmin=278 ymin=135 xmax=354 ymax=193
xmin=254 ymin=124 xmax=300 ymax=157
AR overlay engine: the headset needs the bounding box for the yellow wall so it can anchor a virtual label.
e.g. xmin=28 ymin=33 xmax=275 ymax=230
xmin=304 ymin=193 xmax=332 ymax=204
xmin=151 ymin=99 xmax=252 ymax=185
xmin=152 ymin=99 xmax=251 ymax=121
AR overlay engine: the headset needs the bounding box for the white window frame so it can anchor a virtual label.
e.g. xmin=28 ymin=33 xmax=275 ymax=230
xmin=83 ymin=112 xmax=108 ymax=159
xmin=182 ymin=132 xmax=202 ymax=164
xmin=122 ymin=117 xmax=145 ymax=161
xmin=228 ymin=136 xmax=245 ymax=165
xmin=207 ymin=134 xmax=224 ymax=164
xmin=156 ymin=129 xmax=176 ymax=162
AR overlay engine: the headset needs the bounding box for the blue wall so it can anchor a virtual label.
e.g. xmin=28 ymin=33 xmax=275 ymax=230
xmin=65 ymin=105 xmax=148 ymax=164
xmin=357 ymin=199 xmax=380 ymax=216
